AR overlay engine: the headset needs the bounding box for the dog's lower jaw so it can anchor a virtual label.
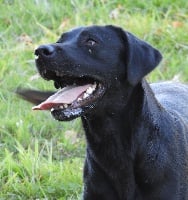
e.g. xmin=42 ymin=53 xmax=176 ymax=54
xmin=51 ymin=107 xmax=84 ymax=121
xmin=51 ymin=100 xmax=100 ymax=121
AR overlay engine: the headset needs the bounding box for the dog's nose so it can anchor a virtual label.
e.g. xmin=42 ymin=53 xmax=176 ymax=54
xmin=35 ymin=45 xmax=55 ymax=57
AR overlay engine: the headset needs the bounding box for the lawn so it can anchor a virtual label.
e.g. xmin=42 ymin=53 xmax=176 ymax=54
xmin=0 ymin=0 xmax=188 ymax=199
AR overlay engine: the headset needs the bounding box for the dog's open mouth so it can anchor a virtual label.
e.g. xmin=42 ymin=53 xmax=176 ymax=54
xmin=32 ymin=71 xmax=105 ymax=120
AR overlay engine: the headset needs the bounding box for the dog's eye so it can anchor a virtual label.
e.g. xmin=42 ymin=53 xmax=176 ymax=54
xmin=86 ymin=39 xmax=97 ymax=46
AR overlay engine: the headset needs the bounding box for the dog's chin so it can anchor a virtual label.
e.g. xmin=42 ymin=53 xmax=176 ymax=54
xmin=51 ymin=105 xmax=93 ymax=121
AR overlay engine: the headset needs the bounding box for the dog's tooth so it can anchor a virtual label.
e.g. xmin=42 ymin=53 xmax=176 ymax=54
xmin=86 ymin=87 xmax=94 ymax=94
xmin=83 ymin=93 xmax=89 ymax=99
xmin=92 ymin=83 xmax=97 ymax=89
xmin=77 ymin=98 xmax=82 ymax=102
xmin=64 ymin=104 xmax=68 ymax=108
xmin=51 ymin=108 xmax=55 ymax=112
xmin=59 ymin=105 xmax=64 ymax=109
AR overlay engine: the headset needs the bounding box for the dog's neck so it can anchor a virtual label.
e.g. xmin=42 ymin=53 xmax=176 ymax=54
xmin=80 ymin=79 xmax=165 ymax=197
xmin=81 ymin=78 xmax=163 ymax=161
xmin=81 ymin=79 xmax=165 ymax=197
xmin=82 ymin=78 xmax=162 ymax=136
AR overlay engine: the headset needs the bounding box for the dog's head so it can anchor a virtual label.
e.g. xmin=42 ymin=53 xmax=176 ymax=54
xmin=33 ymin=25 xmax=162 ymax=121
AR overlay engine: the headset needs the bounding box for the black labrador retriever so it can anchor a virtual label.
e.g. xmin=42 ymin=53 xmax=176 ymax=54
xmin=18 ymin=25 xmax=188 ymax=199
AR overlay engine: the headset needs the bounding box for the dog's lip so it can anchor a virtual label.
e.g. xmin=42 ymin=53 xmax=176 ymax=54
xmin=50 ymin=83 xmax=105 ymax=121
xmin=33 ymin=65 xmax=107 ymax=119
xmin=32 ymin=83 xmax=95 ymax=110
xmin=32 ymin=78 xmax=106 ymax=112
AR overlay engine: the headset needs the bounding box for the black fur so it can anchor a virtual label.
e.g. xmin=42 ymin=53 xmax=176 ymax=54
xmin=18 ymin=25 xmax=188 ymax=199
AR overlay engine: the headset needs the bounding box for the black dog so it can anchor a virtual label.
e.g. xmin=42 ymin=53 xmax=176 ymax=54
xmin=18 ymin=25 xmax=188 ymax=199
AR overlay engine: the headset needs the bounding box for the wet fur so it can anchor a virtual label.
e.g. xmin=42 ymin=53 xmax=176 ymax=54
xmin=18 ymin=25 xmax=188 ymax=199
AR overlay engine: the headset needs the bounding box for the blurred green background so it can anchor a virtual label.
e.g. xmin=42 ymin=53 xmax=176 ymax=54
xmin=0 ymin=0 xmax=188 ymax=199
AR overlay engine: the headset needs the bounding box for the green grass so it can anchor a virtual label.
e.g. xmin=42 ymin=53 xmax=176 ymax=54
xmin=0 ymin=0 xmax=188 ymax=199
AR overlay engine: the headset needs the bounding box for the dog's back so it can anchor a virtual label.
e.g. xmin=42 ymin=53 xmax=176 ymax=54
xmin=151 ymin=82 xmax=188 ymax=124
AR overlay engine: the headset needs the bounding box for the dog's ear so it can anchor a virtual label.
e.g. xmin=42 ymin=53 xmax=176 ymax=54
xmin=119 ymin=28 xmax=162 ymax=85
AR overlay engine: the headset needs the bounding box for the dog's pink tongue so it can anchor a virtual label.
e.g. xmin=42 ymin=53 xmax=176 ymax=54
xmin=32 ymin=84 xmax=92 ymax=110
